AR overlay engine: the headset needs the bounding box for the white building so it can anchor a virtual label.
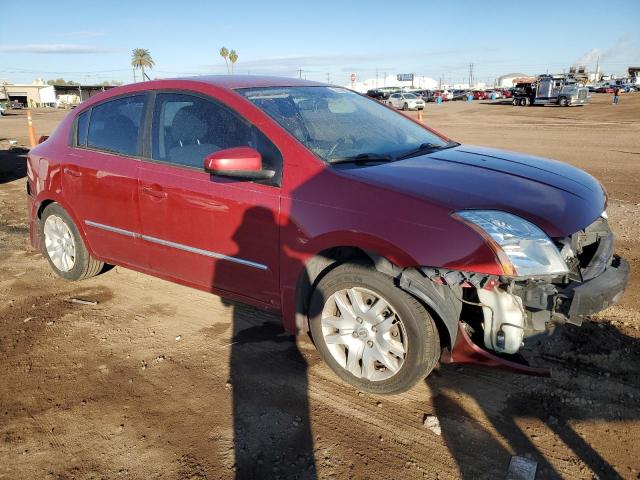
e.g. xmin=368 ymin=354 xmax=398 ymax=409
xmin=496 ymin=73 xmax=531 ymax=88
xmin=345 ymin=74 xmax=438 ymax=93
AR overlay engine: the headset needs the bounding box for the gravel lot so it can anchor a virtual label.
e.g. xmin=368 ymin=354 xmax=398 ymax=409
xmin=1 ymin=93 xmax=639 ymax=479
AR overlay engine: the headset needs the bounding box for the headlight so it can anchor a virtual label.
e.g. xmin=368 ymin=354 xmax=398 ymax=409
xmin=454 ymin=210 xmax=569 ymax=277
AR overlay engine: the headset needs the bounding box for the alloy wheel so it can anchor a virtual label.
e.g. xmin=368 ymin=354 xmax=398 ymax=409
xmin=44 ymin=215 xmax=76 ymax=272
xmin=320 ymin=287 xmax=407 ymax=381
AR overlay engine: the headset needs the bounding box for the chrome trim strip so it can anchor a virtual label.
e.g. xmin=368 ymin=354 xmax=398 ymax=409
xmin=85 ymin=220 xmax=138 ymax=238
xmin=84 ymin=220 xmax=268 ymax=270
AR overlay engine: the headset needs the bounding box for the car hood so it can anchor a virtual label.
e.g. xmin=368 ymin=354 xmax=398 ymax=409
xmin=342 ymin=145 xmax=605 ymax=237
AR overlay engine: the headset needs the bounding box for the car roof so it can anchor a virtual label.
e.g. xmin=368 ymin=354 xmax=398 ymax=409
xmin=170 ymin=75 xmax=325 ymax=89
xmin=70 ymin=75 xmax=330 ymax=111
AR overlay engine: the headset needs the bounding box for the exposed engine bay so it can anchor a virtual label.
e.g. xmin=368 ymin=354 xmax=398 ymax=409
xmin=400 ymin=217 xmax=629 ymax=361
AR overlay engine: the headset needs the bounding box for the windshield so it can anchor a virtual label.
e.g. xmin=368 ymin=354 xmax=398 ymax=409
xmin=403 ymin=93 xmax=417 ymax=99
xmin=237 ymin=86 xmax=449 ymax=163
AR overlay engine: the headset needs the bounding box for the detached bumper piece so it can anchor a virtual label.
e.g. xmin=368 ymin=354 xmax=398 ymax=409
xmin=561 ymin=255 xmax=629 ymax=321
xmin=516 ymin=255 xmax=630 ymax=328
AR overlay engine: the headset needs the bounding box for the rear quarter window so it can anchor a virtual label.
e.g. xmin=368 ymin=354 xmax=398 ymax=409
xmin=76 ymin=111 xmax=89 ymax=146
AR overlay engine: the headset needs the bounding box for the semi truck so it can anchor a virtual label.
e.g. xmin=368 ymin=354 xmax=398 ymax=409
xmin=512 ymin=74 xmax=589 ymax=107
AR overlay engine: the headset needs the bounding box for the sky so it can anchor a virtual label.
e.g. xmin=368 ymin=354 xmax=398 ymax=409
xmin=0 ymin=0 xmax=639 ymax=86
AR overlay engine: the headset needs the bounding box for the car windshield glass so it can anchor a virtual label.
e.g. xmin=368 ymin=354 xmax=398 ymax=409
xmin=237 ymin=86 xmax=448 ymax=162
xmin=404 ymin=94 xmax=417 ymax=99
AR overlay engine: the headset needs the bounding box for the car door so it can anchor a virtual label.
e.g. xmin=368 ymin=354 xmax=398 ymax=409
xmin=137 ymin=91 xmax=281 ymax=306
xmin=389 ymin=93 xmax=399 ymax=108
xmin=62 ymin=94 xmax=147 ymax=268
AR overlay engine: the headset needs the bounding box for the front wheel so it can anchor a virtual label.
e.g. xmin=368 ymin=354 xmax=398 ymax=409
xmin=40 ymin=203 xmax=104 ymax=281
xmin=309 ymin=263 xmax=440 ymax=395
xmin=558 ymin=97 xmax=569 ymax=107
xmin=402 ymin=103 xmax=409 ymax=111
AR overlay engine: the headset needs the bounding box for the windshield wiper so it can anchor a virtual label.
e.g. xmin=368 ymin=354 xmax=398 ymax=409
xmin=328 ymin=153 xmax=394 ymax=165
xmin=397 ymin=141 xmax=459 ymax=160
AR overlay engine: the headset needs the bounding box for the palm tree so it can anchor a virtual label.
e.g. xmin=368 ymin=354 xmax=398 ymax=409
xmin=229 ymin=50 xmax=238 ymax=74
xmin=131 ymin=48 xmax=155 ymax=81
xmin=219 ymin=47 xmax=229 ymax=73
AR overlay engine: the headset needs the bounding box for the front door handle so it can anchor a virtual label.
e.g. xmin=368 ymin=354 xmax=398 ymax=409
xmin=63 ymin=167 xmax=82 ymax=177
xmin=141 ymin=185 xmax=168 ymax=199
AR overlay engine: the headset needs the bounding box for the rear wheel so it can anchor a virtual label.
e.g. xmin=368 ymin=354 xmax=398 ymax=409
xmin=558 ymin=96 xmax=569 ymax=107
xmin=309 ymin=263 xmax=440 ymax=394
xmin=40 ymin=203 xmax=104 ymax=281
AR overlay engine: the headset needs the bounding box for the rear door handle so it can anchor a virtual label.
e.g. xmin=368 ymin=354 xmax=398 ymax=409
xmin=63 ymin=167 xmax=82 ymax=177
xmin=141 ymin=185 xmax=168 ymax=199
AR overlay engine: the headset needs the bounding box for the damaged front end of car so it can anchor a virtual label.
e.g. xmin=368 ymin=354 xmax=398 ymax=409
xmin=399 ymin=212 xmax=629 ymax=375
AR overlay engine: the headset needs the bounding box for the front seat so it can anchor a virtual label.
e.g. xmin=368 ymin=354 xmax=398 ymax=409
xmin=168 ymin=106 xmax=220 ymax=167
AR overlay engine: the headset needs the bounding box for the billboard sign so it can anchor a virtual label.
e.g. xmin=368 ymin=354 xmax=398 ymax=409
xmin=397 ymin=73 xmax=414 ymax=82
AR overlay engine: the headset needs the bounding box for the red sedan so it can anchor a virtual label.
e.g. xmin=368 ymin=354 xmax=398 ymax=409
xmin=595 ymin=86 xmax=615 ymax=93
xmin=472 ymin=90 xmax=487 ymax=100
xmin=26 ymin=76 xmax=628 ymax=394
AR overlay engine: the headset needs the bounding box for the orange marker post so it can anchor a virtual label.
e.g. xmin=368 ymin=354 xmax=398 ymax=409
xmin=418 ymin=109 xmax=424 ymax=123
xmin=27 ymin=110 xmax=37 ymax=148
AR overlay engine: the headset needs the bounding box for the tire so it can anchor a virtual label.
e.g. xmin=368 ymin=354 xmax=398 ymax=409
xmin=39 ymin=203 xmax=104 ymax=281
xmin=559 ymin=97 xmax=569 ymax=107
xmin=519 ymin=98 xmax=527 ymax=106
xmin=309 ymin=263 xmax=440 ymax=395
xmin=402 ymin=103 xmax=409 ymax=111
xmin=512 ymin=98 xmax=519 ymax=106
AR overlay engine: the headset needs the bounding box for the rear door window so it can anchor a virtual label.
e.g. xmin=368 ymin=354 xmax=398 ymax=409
xmin=87 ymin=95 xmax=146 ymax=156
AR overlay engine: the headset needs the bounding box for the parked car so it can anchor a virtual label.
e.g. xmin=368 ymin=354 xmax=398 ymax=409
xmin=9 ymin=100 xmax=24 ymax=109
xmin=0 ymin=104 xmax=4 ymax=116
xmin=484 ymin=89 xmax=503 ymax=100
xmin=500 ymin=89 xmax=513 ymax=98
xmin=414 ymin=90 xmax=437 ymax=102
xmin=435 ymin=90 xmax=453 ymax=101
xmin=366 ymin=89 xmax=386 ymax=100
xmin=472 ymin=90 xmax=487 ymax=100
xmin=387 ymin=92 xmax=425 ymax=110
xmin=595 ymin=86 xmax=614 ymax=93
xmin=27 ymin=76 xmax=628 ymax=394
xmin=374 ymin=87 xmax=401 ymax=100
xmin=451 ymin=90 xmax=469 ymax=101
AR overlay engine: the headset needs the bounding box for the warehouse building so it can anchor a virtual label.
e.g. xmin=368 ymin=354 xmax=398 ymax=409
xmin=0 ymin=81 xmax=114 ymax=108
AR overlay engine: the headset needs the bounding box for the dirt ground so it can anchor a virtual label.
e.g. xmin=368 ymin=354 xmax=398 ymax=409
xmin=1 ymin=93 xmax=639 ymax=480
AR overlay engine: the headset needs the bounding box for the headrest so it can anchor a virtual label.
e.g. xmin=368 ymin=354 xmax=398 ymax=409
xmin=171 ymin=106 xmax=208 ymax=143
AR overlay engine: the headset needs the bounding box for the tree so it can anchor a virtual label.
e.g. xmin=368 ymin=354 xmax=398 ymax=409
xmin=229 ymin=50 xmax=238 ymax=74
xmin=219 ymin=47 xmax=229 ymax=73
xmin=131 ymin=48 xmax=155 ymax=81
xmin=46 ymin=78 xmax=79 ymax=86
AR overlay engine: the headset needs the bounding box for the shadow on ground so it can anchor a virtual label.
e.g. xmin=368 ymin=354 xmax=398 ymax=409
xmin=0 ymin=147 xmax=28 ymax=184
xmin=426 ymin=319 xmax=639 ymax=479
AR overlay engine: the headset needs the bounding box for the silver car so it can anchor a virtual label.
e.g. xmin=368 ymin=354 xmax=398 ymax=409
xmin=387 ymin=93 xmax=425 ymax=110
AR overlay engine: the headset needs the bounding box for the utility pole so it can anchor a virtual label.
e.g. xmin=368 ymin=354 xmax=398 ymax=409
xmin=297 ymin=68 xmax=303 ymax=79
xmin=133 ymin=67 xmax=137 ymax=83
xmin=383 ymin=72 xmax=387 ymax=87
xmin=468 ymin=63 xmax=474 ymax=89
xmin=326 ymin=72 xmax=331 ymax=84
xmin=375 ymin=68 xmax=379 ymax=88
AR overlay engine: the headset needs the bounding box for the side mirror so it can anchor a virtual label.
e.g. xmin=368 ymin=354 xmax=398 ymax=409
xmin=203 ymin=147 xmax=274 ymax=180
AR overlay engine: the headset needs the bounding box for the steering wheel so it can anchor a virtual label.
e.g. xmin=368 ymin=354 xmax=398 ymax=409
xmin=327 ymin=135 xmax=357 ymax=158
